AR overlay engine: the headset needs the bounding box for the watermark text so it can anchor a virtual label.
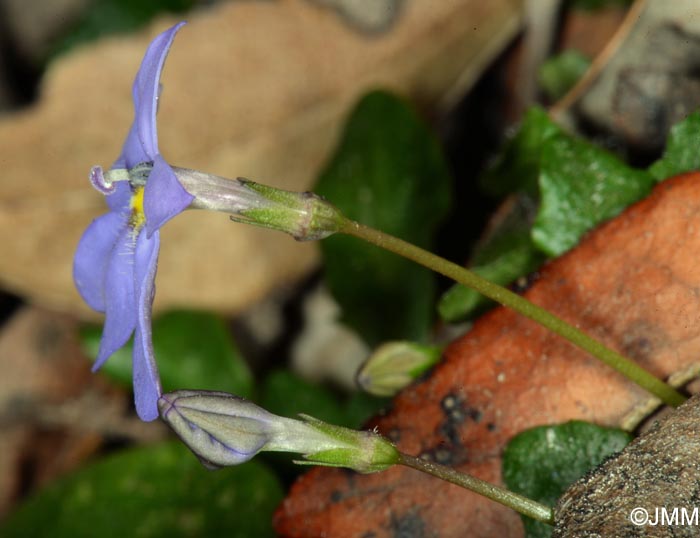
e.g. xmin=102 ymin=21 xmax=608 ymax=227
xmin=630 ymin=507 xmax=699 ymax=526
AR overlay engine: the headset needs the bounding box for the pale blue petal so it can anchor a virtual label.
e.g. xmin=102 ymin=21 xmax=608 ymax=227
xmin=93 ymin=228 xmax=137 ymax=371
xmin=131 ymin=22 xmax=186 ymax=163
xmin=112 ymin=22 xmax=185 ymax=169
xmin=106 ymin=179 xmax=132 ymax=213
xmin=132 ymin=230 xmax=162 ymax=421
xmin=113 ymin=123 xmax=149 ymax=171
xmin=143 ymin=154 xmax=193 ymax=237
xmin=73 ymin=212 xmax=128 ymax=313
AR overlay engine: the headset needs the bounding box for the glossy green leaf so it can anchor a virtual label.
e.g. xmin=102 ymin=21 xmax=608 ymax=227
xmin=316 ymin=91 xmax=452 ymax=345
xmin=502 ymin=420 xmax=632 ymax=538
xmin=479 ymin=107 xmax=562 ymax=197
xmin=49 ymin=0 xmax=195 ymax=62
xmin=532 ymin=135 xmax=653 ymax=256
xmin=538 ymin=50 xmax=590 ymax=101
xmin=438 ymin=195 xmax=544 ymax=322
xmin=462 ymin=106 xmax=653 ymax=314
xmin=80 ymin=310 xmax=253 ymax=398
xmin=649 ymin=111 xmax=700 ymax=181
xmin=1 ymin=442 xmax=283 ymax=538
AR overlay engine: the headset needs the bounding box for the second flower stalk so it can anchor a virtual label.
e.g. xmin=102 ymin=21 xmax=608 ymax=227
xmin=158 ymin=388 xmax=554 ymax=524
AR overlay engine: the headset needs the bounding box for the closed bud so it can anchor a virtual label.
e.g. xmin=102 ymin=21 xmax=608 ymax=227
xmin=159 ymin=390 xmax=398 ymax=473
xmin=356 ymin=341 xmax=442 ymax=397
xmin=158 ymin=390 xmax=276 ymax=469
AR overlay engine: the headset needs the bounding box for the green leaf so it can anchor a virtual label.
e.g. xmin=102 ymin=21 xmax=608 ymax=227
xmin=438 ymin=195 xmax=545 ymax=322
xmin=502 ymin=420 xmax=632 ymax=538
xmin=649 ymin=111 xmax=700 ymax=181
xmin=480 ymin=106 xmax=653 ymax=259
xmin=532 ymin=135 xmax=654 ymax=256
xmin=48 ymin=0 xmax=195 ymax=62
xmin=1 ymin=442 xmax=283 ymax=538
xmin=80 ymin=310 xmax=254 ymax=399
xmin=480 ymin=107 xmax=563 ymax=197
xmin=316 ymin=91 xmax=452 ymax=345
xmin=538 ymin=50 xmax=590 ymax=101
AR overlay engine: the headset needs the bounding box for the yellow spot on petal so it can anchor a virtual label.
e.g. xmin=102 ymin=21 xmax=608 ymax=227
xmin=130 ymin=186 xmax=146 ymax=231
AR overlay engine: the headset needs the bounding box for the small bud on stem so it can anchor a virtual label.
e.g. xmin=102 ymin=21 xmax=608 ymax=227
xmin=357 ymin=341 xmax=442 ymax=397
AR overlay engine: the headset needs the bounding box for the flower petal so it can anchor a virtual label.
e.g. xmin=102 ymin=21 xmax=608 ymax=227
xmin=112 ymin=122 xmax=146 ymax=173
xmin=132 ymin=230 xmax=162 ymax=421
xmin=93 ymin=227 xmax=138 ymax=371
xmin=115 ymin=22 xmax=186 ymax=168
xmin=143 ymin=154 xmax=193 ymax=237
xmin=73 ymin=211 xmax=128 ymax=312
xmin=105 ymin=179 xmax=132 ymax=213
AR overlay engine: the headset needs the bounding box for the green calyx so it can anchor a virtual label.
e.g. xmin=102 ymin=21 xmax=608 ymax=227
xmin=237 ymin=181 xmax=345 ymax=241
xmin=298 ymin=414 xmax=400 ymax=473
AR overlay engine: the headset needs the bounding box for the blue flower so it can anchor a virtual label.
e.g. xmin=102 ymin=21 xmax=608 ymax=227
xmin=73 ymin=22 xmax=193 ymax=421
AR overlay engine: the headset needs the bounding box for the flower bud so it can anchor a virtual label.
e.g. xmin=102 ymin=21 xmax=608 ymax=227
xmin=159 ymin=390 xmax=399 ymax=473
xmin=356 ymin=341 xmax=442 ymax=397
xmin=158 ymin=390 xmax=275 ymax=469
xmin=172 ymin=167 xmax=344 ymax=241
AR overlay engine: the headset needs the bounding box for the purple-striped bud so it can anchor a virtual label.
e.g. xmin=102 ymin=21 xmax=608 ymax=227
xmin=159 ymin=389 xmax=399 ymax=473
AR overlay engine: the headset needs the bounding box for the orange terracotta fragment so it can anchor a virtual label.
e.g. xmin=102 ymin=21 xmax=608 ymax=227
xmin=275 ymin=173 xmax=700 ymax=537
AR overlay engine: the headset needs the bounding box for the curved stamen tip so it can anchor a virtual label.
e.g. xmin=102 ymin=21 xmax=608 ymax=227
xmin=89 ymin=165 xmax=116 ymax=194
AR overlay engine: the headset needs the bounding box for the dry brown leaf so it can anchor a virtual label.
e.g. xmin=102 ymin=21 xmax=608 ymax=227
xmin=275 ymin=174 xmax=700 ymax=537
xmin=0 ymin=306 xmax=167 ymax=516
xmin=0 ymin=307 xmax=90 ymax=414
xmin=0 ymin=306 xmax=92 ymax=515
xmin=0 ymin=0 xmax=522 ymax=319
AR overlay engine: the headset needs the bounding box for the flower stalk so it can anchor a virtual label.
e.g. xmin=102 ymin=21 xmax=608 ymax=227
xmin=398 ymin=453 xmax=554 ymax=525
xmin=338 ymin=219 xmax=686 ymax=408
xmin=178 ymin=165 xmax=685 ymax=407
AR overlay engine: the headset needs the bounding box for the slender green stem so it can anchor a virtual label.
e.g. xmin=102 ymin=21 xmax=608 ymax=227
xmin=340 ymin=219 xmax=686 ymax=407
xmin=399 ymin=452 xmax=554 ymax=524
